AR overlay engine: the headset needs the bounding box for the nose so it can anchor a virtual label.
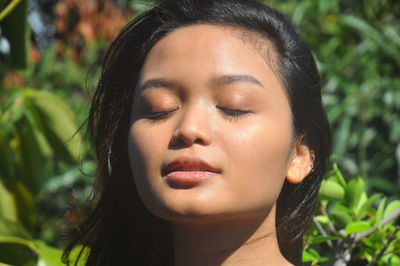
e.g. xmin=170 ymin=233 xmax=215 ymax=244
xmin=170 ymin=105 xmax=212 ymax=148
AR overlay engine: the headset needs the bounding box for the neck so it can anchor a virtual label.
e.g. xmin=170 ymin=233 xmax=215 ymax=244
xmin=171 ymin=205 xmax=293 ymax=266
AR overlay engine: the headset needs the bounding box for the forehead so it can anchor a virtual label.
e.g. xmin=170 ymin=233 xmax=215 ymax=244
xmin=145 ymin=24 xmax=278 ymax=67
xmin=139 ymin=24 xmax=282 ymax=91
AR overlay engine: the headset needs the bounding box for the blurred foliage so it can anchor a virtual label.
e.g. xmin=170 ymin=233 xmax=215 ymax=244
xmin=268 ymin=0 xmax=400 ymax=195
xmin=0 ymin=0 xmax=115 ymax=264
xmin=0 ymin=0 xmax=29 ymax=70
xmin=0 ymin=0 xmax=399 ymax=264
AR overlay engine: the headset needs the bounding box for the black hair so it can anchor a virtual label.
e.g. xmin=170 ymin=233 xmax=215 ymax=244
xmin=63 ymin=0 xmax=331 ymax=265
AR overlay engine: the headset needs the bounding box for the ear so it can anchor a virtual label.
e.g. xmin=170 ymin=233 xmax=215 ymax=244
xmin=286 ymin=139 xmax=314 ymax=184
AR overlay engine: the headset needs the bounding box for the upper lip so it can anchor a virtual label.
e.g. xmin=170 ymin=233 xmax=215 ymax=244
xmin=162 ymin=156 xmax=220 ymax=176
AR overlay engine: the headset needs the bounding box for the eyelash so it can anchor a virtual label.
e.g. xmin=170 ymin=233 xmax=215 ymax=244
xmin=145 ymin=109 xmax=178 ymax=120
xmin=144 ymin=107 xmax=250 ymax=121
xmin=218 ymin=107 xmax=250 ymax=122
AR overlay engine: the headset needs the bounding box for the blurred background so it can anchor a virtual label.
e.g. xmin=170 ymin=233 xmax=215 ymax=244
xmin=0 ymin=0 xmax=399 ymax=265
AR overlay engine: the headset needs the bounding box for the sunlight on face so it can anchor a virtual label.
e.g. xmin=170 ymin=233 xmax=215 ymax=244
xmin=128 ymin=24 xmax=298 ymax=224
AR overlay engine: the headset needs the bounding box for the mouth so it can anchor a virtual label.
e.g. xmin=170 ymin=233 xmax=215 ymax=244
xmin=162 ymin=156 xmax=220 ymax=188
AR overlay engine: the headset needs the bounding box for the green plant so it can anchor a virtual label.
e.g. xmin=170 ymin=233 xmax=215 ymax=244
xmin=0 ymin=1 xmax=91 ymax=263
xmin=268 ymin=0 xmax=400 ymax=195
xmin=1 ymin=0 xmax=399 ymax=264
xmin=304 ymin=164 xmax=400 ymax=265
xmin=0 ymin=0 xmax=29 ymax=71
xmin=0 ymin=0 xmax=106 ymax=262
xmin=0 ymin=87 xmax=85 ymax=265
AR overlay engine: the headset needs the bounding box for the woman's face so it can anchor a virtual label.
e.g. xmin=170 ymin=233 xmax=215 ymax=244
xmin=128 ymin=24 xmax=311 ymax=224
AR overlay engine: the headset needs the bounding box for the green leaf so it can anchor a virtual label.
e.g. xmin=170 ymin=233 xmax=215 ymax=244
xmin=330 ymin=208 xmax=352 ymax=227
xmin=302 ymin=248 xmax=329 ymax=263
xmin=302 ymin=250 xmax=317 ymax=262
xmin=380 ymin=254 xmax=400 ymax=265
xmin=0 ymin=127 xmax=17 ymax=181
xmin=0 ymin=179 xmax=18 ymax=222
xmin=383 ymin=25 xmax=400 ymax=46
xmin=0 ymin=217 xmax=30 ymax=239
xmin=339 ymin=15 xmax=380 ymax=41
xmin=375 ymin=197 xmax=386 ymax=228
xmin=319 ymin=179 xmax=345 ymax=201
xmin=291 ymin=1 xmax=310 ymax=26
xmin=333 ymin=116 xmax=352 ymax=157
xmin=389 ymin=255 xmax=400 ymax=265
xmin=345 ymin=176 xmax=365 ymax=211
xmin=369 ymin=177 xmax=397 ymax=194
xmin=356 ymin=193 xmax=382 ymax=220
xmin=354 ymin=192 xmax=368 ymax=217
xmin=383 ymin=200 xmax=400 ymax=220
xmin=6 ymin=180 xmax=35 ymax=231
xmin=34 ymin=240 xmax=63 ymax=266
xmin=339 ymin=14 xmax=400 ymax=60
xmin=23 ymin=89 xmax=84 ymax=163
xmin=0 ymin=213 xmax=36 ymax=265
xmin=0 ymin=237 xmax=38 ymax=266
xmin=333 ymin=163 xmax=347 ymax=188
xmin=314 ymin=215 xmax=329 ymax=224
xmin=32 ymin=123 xmax=53 ymax=158
xmin=345 ymin=221 xmax=372 ymax=234
xmin=0 ymin=91 xmax=26 ymax=133
xmin=15 ymin=116 xmax=46 ymax=193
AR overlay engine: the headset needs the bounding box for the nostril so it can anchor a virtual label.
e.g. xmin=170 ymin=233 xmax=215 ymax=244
xmin=169 ymin=135 xmax=189 ymax=149
xmin=193 ymin=138 xmax=204 ymax=144
xmin=169 ymin=133 xmax=206 ymax=149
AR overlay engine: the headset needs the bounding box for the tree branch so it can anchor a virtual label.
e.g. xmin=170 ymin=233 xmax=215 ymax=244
xmin=354 ymin=207 xmax=400 ymax=243
xmin=313 ymin=217 xmax=334 ymax=248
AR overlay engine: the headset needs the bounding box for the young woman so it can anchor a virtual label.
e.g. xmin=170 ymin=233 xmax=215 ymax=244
xmin=63 ymin=0 xmax=331 ymax=265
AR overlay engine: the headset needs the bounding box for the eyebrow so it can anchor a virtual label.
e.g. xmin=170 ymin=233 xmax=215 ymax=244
xmin=208 ymin=74 xmax=265 ymax=89
xmin=137 ymin=78 xmax=180 ymax=92
xmin=137 ymin=74 xmax=265 ymax=92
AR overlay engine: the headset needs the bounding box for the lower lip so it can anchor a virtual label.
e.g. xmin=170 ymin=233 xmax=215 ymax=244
xmin=166 ymin=171 xmax=218 ymax=187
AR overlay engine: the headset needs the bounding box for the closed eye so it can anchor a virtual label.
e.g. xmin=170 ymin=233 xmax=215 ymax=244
xmin=145 ymin=108 xmax=179 ymax=120
xmin=217 ymin=107 xmax=251 ymax=121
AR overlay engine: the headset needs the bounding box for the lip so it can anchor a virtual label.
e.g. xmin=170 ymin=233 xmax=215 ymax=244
xmin=163 ymin=156 xmax=220 ymax=188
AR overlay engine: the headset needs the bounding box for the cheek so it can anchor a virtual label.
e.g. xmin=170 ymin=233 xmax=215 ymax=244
xmin=219 ymin=114 xmax=293 ymax=203
xmin=129 ymin=124 xmax=153 ymax=169
xmin=222 ymin=115 xmax=293 ymax=168
xmin=127 ymin=122 xmax=170 ymax=214
xmin=127 ymin=122 xmax=168 ymax=188
xmin=129 ymin=122 xmax=169 ymax=164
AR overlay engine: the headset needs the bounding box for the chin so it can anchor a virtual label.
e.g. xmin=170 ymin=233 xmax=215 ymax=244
xmin=144 ymin=192 xmax=229 ymax=223
xmin=148 ymin=195 xmax=264 ymax=225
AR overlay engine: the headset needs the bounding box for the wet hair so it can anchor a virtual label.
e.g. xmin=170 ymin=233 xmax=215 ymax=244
xmin=63 ymin=0 xmax=331 ymax=265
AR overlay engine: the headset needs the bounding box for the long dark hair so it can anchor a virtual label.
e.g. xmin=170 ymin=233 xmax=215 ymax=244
xmin=63 ymin=0 xmax=331 ymax=265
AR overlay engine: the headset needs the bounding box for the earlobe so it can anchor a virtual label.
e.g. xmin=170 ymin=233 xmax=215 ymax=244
xmin=286 ymin=143 xmax=314 ymax=184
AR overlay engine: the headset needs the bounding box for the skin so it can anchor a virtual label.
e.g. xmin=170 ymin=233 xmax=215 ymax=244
xmin=128 ymin=24 xmax=313 ymax=266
